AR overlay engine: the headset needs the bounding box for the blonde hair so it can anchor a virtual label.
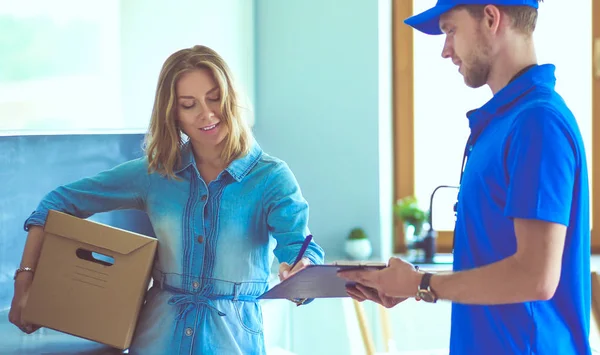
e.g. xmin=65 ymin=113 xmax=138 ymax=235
xmin=144 ymin=45 xmax=252 ymax=178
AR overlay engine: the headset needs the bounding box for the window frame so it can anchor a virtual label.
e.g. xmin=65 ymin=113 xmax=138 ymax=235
xmin=392 ymin=0 xmax=600 ymax=254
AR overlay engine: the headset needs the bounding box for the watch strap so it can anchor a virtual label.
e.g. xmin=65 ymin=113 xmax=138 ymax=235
xmin=418 ymin=272 xmax=438 ymax=303
xmin=419 ymin=272 xmax=434 ymax=290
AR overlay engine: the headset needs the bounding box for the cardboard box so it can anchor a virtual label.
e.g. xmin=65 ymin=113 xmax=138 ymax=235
xmin=23 ymin=210 xmax=158 ymax=350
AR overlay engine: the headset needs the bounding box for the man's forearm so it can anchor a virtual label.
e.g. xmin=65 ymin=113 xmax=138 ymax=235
xmin=429 ymin=255 xmax=554 ymax=304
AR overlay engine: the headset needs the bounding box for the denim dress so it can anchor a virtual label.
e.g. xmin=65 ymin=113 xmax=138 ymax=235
xmin=24 ymin=141 xmax=325 ymax=355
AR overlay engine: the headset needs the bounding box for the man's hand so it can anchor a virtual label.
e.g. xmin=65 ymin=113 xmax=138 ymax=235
xmin=338 ymin=257 xmax=422 ymax=299
xmin=346 ymin=283 xmax=407 ymax=308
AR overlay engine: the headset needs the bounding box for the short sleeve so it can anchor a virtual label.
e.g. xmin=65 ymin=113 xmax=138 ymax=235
xmin=503 ymin=107 xmax=577 ymax=226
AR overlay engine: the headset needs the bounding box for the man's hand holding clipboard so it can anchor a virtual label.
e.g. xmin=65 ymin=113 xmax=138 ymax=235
xmin=338 ymin=257 xmax=423 ymax=308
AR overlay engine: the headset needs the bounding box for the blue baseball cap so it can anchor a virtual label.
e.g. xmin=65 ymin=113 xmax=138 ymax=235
xmin=404 ymin=0 xmax=540 ymax=35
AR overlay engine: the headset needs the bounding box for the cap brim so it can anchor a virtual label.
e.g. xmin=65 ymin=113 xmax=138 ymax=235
xmin=404 ymin=4 xmax=455 ymax=35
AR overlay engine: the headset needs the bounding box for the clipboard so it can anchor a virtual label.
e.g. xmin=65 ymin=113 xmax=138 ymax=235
xmin=258 ymin=261 xmax=387 ymax=300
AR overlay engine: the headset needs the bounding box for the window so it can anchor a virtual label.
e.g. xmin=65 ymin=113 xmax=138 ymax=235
xmin=0 ymin=0 xmax=255 ymax=136
xmin=393 ymin=0 xmax=598 ymax=253
xmin=0 ymin=0 xmax=121 ymax=135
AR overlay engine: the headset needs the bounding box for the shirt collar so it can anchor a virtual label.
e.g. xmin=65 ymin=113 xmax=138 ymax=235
xmin=175 ymin=143 xmax=194 ymax=174
xmin=175 ymin=139 xmax=263 ymax=182
xmin=466 ymin=64 xmax=557 ymax=135
xmin=225 ymin=141 xmax=262 ymax=182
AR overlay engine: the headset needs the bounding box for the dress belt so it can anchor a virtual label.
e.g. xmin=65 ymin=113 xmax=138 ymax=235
xmin=160 ymin=283 xmax=258 ymax=320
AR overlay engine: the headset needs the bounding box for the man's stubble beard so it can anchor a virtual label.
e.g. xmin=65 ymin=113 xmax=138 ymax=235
xmin=463 ymin=32 xmax=492 ymax=89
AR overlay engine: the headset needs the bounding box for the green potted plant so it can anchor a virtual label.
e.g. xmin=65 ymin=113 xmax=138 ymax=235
xmin=344 ymin=227 xmax=372 ymax=260
xmin=393 ymin=196 xmax=428 ymax=237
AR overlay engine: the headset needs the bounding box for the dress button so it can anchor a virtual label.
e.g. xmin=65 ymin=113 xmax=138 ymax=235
xmin=197 ymin=235 xmax=204 ymax=243
xmin=201 ymin=195 xmax=207 ymax=201
xmin=185 ymin=328 xmax=193 ymax=336
xmin=192 ymin=281 xmax=200 ymax=289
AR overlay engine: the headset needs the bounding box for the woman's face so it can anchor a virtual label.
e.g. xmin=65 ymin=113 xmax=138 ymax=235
xmin=176 ymin=69 xmax=228 ymax=150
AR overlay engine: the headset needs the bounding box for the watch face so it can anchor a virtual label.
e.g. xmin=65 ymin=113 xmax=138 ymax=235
xmin=417 ymin=290 xmax=436 ymax=303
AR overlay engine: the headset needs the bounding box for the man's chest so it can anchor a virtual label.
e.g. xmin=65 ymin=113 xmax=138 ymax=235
xmin=458 ymin=121 xmax=513 ymax=212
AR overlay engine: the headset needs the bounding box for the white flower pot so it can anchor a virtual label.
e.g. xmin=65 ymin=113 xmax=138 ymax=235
xmin=344 ymin=238 xmax=373 ymax=260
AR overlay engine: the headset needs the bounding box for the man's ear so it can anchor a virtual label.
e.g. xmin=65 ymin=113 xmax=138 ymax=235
xmin=482 ymin=5 xmax=502 ymax=34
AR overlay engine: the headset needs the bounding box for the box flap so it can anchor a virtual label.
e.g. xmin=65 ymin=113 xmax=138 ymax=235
xmin=44 ymin=210 xmax=156 ymax=255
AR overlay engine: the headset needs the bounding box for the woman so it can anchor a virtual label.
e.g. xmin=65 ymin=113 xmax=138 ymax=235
xmin=9 ymin=45 xmax=325 ymax=354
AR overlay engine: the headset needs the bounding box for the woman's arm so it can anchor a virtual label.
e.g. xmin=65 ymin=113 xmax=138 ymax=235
xmin=10 ymin=225 xmax=46 ymax=333
xmin=263 ymin=161 xmax=325 ymax=266
xmin=24 ymin=157 xmax=150 ymax=230
xmin=11 ymin=157 xmax=151 ymax=333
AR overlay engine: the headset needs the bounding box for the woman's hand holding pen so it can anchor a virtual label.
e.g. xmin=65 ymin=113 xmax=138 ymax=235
xmin=279 ymin=234 xmax=313 ymax=282
xmin=278 ymin=257 xmax=311 ymax=281
xmin=278 ymin=234 xmax=313 ymax=306
xmin=278 ymin=257 xmax=311 ymax=306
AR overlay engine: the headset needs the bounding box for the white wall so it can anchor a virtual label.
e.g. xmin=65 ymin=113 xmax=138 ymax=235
xmin=120 ymin=0 xmax=255 ymax=132
xmin=253 ymin=0 xmax=393 ymax=261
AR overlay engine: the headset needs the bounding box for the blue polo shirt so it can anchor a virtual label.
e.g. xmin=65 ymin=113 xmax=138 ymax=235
xmin=451 ymin=64 xmax=591 ymax=354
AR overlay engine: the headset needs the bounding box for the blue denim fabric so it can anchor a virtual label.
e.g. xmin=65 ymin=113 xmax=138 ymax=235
xmin=24 ymin=141 xmax=325 ymax=355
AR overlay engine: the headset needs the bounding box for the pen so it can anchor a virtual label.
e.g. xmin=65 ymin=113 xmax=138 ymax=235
xmin=289 ymin=234 xmax=312 ymax=307
xmin=290 ymin=234 xmax=313 ymax=270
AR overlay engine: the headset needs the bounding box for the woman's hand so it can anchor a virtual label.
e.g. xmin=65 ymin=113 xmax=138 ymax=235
xmin=278 ymin=257 xmax=311 ymax=281
xmin=9 ymin=272 xmax=40 ymax=334
xmin=278 ymin=257 xmax=311 ymax=306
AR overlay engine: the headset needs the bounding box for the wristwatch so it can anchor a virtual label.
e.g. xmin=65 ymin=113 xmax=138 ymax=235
xmin=13 ymin=267 xmax=35 ymax=280
xmin=416 ymin=272 xmax=438 ymax=303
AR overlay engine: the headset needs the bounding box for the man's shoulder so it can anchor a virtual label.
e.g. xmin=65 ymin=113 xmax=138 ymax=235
xmin=516 ymin=86 xmax=575 ymax=120
xmin=503 ymin=87 xmax=578 ymax=136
